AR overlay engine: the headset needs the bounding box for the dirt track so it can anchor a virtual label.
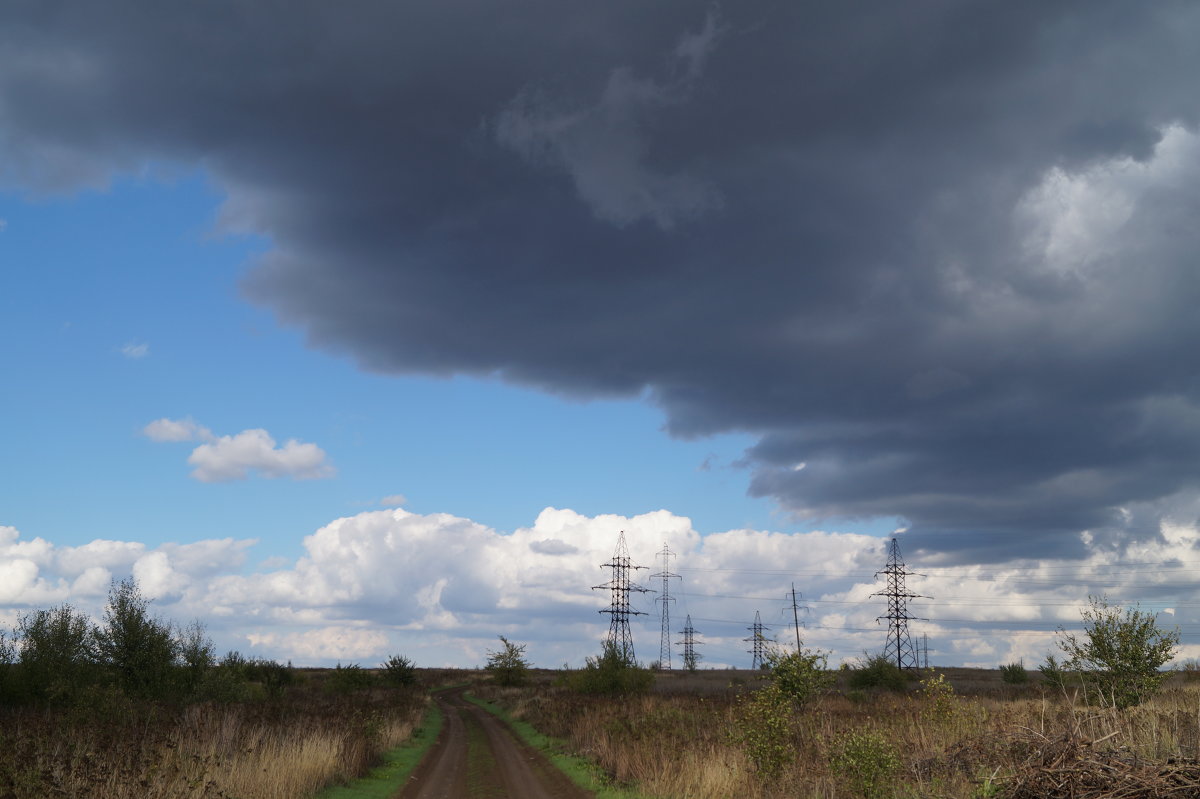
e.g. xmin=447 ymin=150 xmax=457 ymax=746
xmin=397 ymin=687 xmax=594 ymax=799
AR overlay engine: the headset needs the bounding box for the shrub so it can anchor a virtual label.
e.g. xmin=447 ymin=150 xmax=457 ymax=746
xmin=829 ymin=730 xmax=900 ymax=798
xmin=328 ymin=662 xmax=374 ymax=694
xmin=847 ymin=654 xmax=908 ymax=692
xmin=730 ymin=683 xmax=793 ymax=779
xmin=485 ymin=636 xmax=531 ymax=687
xmin=381 ymin=654 xmax=418 ymax=686
xmin=246 ymin=658 xmax=295 ymax=696
xmin=919 ymin=672 xmax=957 ymax=725
xmin=1039 ymin=654 xmax=1069 ymax=691
xmin=765 ymin=644 xmax=834 ymax=704
xmin=1053 ymin=596 xmax=1180 ymax=709
xmin=95 ymin=578 xmax=178 ymax=698
xmin=16 ymin=604 xmax=97 ymax=703
xmin=1000 ymin=661 xmax=1029 ymax=684
xmin=176 ymin=619 xmax=216 ymax=696
xmin=1181 ymin=658 xmax=1200 ymax=682
xmin=564 ymin=640 xmax=653 ymax=695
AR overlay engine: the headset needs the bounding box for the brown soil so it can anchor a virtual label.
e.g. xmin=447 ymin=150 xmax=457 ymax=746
xmin=396 ymin=686 xmax=595 ymax=799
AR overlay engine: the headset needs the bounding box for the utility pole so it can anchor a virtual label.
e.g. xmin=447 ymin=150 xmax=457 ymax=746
xmin=592 ymin=531 xmax=651 ymax=664
xmin=677 ymin=614 xmax=702 ymax=671
xmin=871 ymin=537 xmax=926 ymax=670
xmin=784 ymin=583 xmax=809 ymax=652
xmin=651 ymin=542 xmax=679 ymax=670
xmin=744 ymin=610 xmax=769 ymax=669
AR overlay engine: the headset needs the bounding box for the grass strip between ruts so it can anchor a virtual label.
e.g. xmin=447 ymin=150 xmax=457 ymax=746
xmin=463 ymin=692 xmax=649 ymax=799
xmin=314 ymin=699 xmax=444 ymax=799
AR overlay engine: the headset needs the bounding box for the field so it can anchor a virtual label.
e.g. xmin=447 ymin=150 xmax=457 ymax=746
xmin=7 ymin=663 xmax=1200 ymax=798
xmin=474 ymin=667 xmax=1200 ymax=799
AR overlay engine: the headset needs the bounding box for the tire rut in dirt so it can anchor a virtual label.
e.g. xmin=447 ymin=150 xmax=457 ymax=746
xmin=396 ymin=687 xmax=594 ymax=799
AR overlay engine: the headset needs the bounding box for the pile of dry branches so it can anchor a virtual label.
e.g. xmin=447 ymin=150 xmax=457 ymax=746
xmin=1000 ymin=727 xmax=1200 ymax=799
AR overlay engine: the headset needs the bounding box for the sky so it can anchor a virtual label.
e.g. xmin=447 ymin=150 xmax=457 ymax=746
xmin=5 ymin=1 xmax=1200 ymax=669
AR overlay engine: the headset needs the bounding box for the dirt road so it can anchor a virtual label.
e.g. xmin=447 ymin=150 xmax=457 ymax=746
xmin=397 ymin=687 xmax=595 ymax=799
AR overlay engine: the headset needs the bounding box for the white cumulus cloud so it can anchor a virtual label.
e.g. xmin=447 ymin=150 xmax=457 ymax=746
xmin=143 ymin=418 xmax=333 ymax=482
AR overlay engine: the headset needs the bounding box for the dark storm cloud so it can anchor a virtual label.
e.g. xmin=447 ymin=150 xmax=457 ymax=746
xmin=5 ymin=1 xmax=1200 ymax=560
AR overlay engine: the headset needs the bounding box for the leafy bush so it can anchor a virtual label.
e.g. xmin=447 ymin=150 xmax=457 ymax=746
xmin=95 ymin=578 xmax=178 ymax=698
xmin=485 ymin=636 xmax=531 ymax=687
xmin=829 ymin=730 xmax=900 ymax=798
xmin=327 ymin=662 xmax=374 ymax=694
xmin=1039 ymin=654 xmax=1070 ymax=691
xmin=247 ymin=658 xmax=295 ymax=697
xmin=1053 ymin=596 xmax=1180 ymax=709
xmin=381 ymin=654 xmax=417 ymax=686
xmin=847 ymin=654 xmax=908 ymax=692
xmin=765 ymin=644 xmax=834 ymax=704
xmin=1000 ymin=661 xmax=1029 ymax=684
xmin=730 ymin=683 xmax=793 ymax=779
xmin=918 ymin=672 xmax=957 ymax=725
xmin=16 ymin=604 xmax=97 ymax=703
xmin=564 ymin=640 xmax=653 ymax=695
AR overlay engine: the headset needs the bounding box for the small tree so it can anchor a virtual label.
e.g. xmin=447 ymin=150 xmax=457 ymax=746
xmin=485 ymin=636 xmax=530 ymax=687
xmin=381 ymin=654 xmax=417 ymax=686
xmin=17 ymin=604 xmax=96 ymax=702
xmin=1054 ymin=596 xmax=1180 ymax=709
xmin=95 ymin=578 xmax=178 ymax=697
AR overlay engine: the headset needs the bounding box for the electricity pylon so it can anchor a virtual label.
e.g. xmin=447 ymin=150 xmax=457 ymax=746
xmin=784 ymin=583 xmax=809 ymax=651
xmin=592 ymin=530 xmax=651 ymax=664
xmin=744 ymin=610 xmax=769 ymax=669
xmin=677 ymin=614 xmax=702 ymax=671
xmin=871 ymin=537 xmax=926 ymax=670
xmin=651 ymin=542 xmax=679 ymax=670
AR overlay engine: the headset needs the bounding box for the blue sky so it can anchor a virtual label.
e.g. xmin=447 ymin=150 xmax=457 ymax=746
xmin=5 ymin=2 xmax=1200 ymax=669
xmin=0 ymin=173 xmax=830 ymax=554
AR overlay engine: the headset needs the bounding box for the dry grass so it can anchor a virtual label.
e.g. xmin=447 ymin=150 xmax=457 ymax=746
xmin=474 ymin=670 xmax=1200 ymax=799
xmin=0 ymin=680 xmax=426 ymax=799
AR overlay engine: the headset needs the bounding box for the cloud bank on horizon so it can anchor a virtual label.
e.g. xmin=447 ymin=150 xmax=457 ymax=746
xmin=5 ymin=505 xmax=1200 ymax=669
xmin=4 ymin=1 xmax=1200 ymax=562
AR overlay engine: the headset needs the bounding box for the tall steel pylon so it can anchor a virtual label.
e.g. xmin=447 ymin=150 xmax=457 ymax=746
xmin=871 ymin=537 xmax=926 ymax=670
xmin=677 ymin=614 xmax=702 ymax=671
xmin=651 ymin=542 xmax=679 ymax=670
xmin=744 ymin=610 xmax=769 ymax=669
xmin=592 ymin=531 xmax=651 ymax=664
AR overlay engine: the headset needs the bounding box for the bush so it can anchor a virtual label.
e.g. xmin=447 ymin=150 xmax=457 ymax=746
xmin=381 ymin=654 xmax=417 ymax=686
xmin=1000 ymin=661 xmax=1029 ymax=684
xmin=16 ymin=604 xmax=97 ymax=703
xmin=1053 ymin=596 xmax=1180 ymax=709
xmin=176 ymin=619 xmax=216 ymax=696
xmin=95 ymin=578 xmax=178 ymax=698
xmin=730 ymin=683 xmax=793 ymax=779
xmin=847 ymin=654 xmax=908 ymax=692
xmin=246 ymin=658 xmax=294 ymax=696
xmin=564 ymin=640 xmax=654 ymax=695
xmin=829 ymin=730 xmax=900 ymax=798
xmin=485 ymin=636 xmax=531 ymax=687
xmin=327 ymin=662 xmax=374 ymax=694
xmin=765 ymin=644 xmax=834 ymax=704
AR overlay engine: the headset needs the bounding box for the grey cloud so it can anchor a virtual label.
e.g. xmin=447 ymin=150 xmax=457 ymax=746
xmin=5 ymin=1 xmax=1200 ymax=560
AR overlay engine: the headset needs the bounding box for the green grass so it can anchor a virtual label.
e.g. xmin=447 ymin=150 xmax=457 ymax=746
xmin=315 ymin=701 xmax=444 ymax=799
xmin=464 ymin=692 xmax=649 ymax=799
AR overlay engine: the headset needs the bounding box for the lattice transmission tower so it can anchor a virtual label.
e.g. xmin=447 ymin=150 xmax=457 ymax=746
xmin=592 ymin=531 xmax=651 ymax=664
xmin=871 ymin=537 xmax=926 ymax=670
xmin=677 ymin=614 xmax=702 ymax=671
xmin=651 ymin=542 xmax=679 ymax=670
xmin=744 ymin=610 xmax=769 ymax=669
